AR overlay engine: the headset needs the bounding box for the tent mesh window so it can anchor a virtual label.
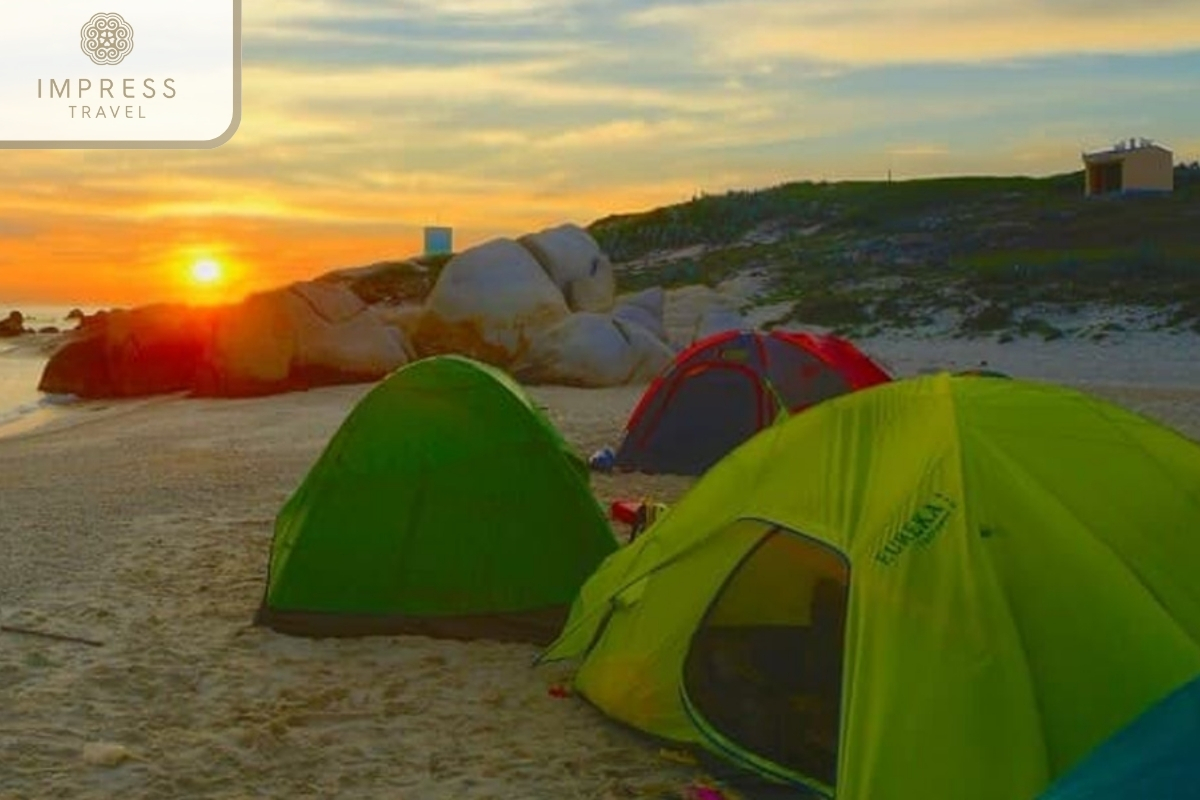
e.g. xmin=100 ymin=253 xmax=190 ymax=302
xmin=683 ymin=524 xmax=850 ymax=788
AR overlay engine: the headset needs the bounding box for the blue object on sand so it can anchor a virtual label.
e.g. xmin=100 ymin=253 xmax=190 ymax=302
xmin=589 ymin=447 xmax=615 ymax=473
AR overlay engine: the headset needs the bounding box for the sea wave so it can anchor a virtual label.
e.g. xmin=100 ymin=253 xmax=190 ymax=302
xmin=0 ymin=347 xmax=74 ymax=436
xmin=0 ymin=394 xmax=79 ymax=439
xmin=0 ymin=305 xmax=91 ymax=436
xmin=0 ymin=395 xmax=59 ymax=427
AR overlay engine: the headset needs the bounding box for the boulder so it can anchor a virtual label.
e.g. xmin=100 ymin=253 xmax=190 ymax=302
xmin=565 ymin=276 xmax=615 ymax=315
xmin=41 ymin=281 xmax=409 ymax=399
xmin=290 ymin=290 xmax=409 ymax=384
xmin=692 ymin=305 xmax=748 ymax=343
xmin=38 ymin=336 xmax=111 ymax=397
xmin=291 ymin=279 xmax=367 ymax=324
xmin=371 ymin=304 xmax=424 ymax=359
xmin=414 ymin=238 xmax=569 ymax=365
xmin=1 ymin=310 xmax=26 ymax=337
xmin=519 ymin=224 xmax=616 ymax=313
xmin=38 ymin=304 xmax=213 ymax=398
xmin=196 ymin=282 xmax=408 ymax=396
xmin=613 ymin=287 xmax=668 ymax=343
xmin=195 ymin=291 xmax=296 ymax=396
xmin=93 ymin=303 xmax=213 ymax=397
xmin=614 ymin=318 xmax=675 ymax=383
xmin=512 ymin=313 xmax=673 ymax=387
xmin=77 ymin=310 xmax=111 ymax=330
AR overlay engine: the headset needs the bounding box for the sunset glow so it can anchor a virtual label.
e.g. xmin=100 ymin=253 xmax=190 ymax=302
xmin=0 ymin=1 xmax=1196 ymax=305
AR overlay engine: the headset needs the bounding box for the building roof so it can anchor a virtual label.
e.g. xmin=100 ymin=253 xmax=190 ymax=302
xmin=1084 ymin=139 xmax=1172 ymax=163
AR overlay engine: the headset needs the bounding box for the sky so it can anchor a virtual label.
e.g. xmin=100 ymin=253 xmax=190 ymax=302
xmin=2 ymin=0 xmax=1199 ymax=306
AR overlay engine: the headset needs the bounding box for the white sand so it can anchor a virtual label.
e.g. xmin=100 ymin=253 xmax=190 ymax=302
xmin=2 ymin=328 xmax=1198 ymax=799
xmin=0 ymin=384 xmax=712 ymax=799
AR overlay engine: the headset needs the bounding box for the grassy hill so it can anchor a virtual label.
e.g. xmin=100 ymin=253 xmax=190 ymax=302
xmin=588 ymin=165 xmax=1200 ymax=340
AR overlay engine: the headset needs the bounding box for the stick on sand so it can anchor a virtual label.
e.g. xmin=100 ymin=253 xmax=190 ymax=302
xmin=1 ymin=624 xmax=104 ymax=647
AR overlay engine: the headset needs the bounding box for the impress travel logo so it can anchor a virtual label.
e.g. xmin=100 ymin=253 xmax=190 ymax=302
xmin=81 ymin=13 xmax=135 ymax=66
xmin=0 ymin=2 xmax=241 ymax=148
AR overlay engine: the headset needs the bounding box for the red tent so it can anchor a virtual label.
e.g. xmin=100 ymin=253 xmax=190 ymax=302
xmin=614 ymin=329 xmax=890 ymax=475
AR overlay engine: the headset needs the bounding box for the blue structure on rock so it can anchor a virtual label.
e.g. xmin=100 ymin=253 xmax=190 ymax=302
xmin=423 ymin=226 xmax=453 ymax=256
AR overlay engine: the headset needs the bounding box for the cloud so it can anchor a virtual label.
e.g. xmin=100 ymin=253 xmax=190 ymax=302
xmin=0 ymin=219 xmax=36 ymax=238
xmin=624 ymin=0 xmax=1200 ymax=65
xmin=238 ymin=60 xmax=753 ymax=116
xmin=887 ymin=144 xmax=950 ymax=157
xmin=243 ymin=0 xmax=586 ymax=39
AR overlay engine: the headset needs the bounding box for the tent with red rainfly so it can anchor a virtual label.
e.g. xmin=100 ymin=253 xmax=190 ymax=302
xmin=613 ymin=329 xmax=890 ymax=476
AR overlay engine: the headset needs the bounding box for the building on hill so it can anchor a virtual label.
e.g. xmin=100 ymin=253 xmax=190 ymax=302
xmin=1082 ymin=138 xmax=1173 ymax=197
xmin=423 ymin=226 xmax=453 ymax=256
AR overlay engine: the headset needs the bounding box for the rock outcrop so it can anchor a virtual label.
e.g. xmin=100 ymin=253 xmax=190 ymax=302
xmin=38 ymin=303 xmax=213 ymax=397
xmin=411 ymin=224 xmax=637 ymax=385
xmin=372 ymin=304 xmax=425 ymax=351
xmin=613 ymin=287 xmax=669 ymax=344
xmin=40 ymin=282 xmax=411 ymax=399
xmin=38 ymin=221 xmax=670 ymax=396
xmin=1 ymin=311 xmax=27 ymax=337
xmin=692 ymin=305 xmax=748 ymax=343
xmin=512 ymin=313 xmax=673 ymax=387
xmin=413 ymin=238 xmax=570 ymax=364
xmin=519 ymin=223 xmax=616 ymax=313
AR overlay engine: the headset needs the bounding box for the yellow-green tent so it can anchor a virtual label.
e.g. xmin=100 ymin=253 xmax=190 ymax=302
xmin=538 ymin=373 xmax=1200 ymax=799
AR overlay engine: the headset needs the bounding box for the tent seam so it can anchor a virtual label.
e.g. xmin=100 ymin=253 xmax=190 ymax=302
xmin=947 ymin=375 xmax=1056 ymax=781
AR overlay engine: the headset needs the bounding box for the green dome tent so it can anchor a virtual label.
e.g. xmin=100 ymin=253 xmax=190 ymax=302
xmin=256 ymin=356 xmax=618 ymax=645
xmin=538 ymin=373 xmax=1200 ymax=799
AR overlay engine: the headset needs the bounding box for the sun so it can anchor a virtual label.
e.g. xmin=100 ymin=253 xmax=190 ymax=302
xmin=190 ymin=259 xmax=223 ymax=285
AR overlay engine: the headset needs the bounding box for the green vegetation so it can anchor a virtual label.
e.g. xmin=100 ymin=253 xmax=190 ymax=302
xmin=961 ymin=303 xmax=1014 ymax=334
xmin=591 ymin=164 xmax=1200 ymax=340
xmin=319 ymin=254 xmax=453 ymax=305
xmin=787 ymin=287 xmax=872 ymax=333
xmin=1017 ymin=317 xmax=1065 ymax=342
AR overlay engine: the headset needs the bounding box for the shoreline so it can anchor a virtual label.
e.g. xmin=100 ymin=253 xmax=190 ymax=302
xmin=0 ymin=332 xmax=70 ymax=441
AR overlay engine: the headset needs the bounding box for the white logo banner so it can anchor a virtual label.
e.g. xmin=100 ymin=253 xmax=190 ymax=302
xmin=0 ymin=1 xmax=240 ymax=148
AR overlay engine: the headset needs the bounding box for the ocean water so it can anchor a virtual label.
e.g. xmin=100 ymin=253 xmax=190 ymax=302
xmin=0 ymin=306 xmax=88 ymax=436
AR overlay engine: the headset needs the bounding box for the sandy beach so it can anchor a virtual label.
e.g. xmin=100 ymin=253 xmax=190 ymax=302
xmin=0 ymin=381 xmax=708 ymax=800
xmin=2 ymin=323 xmax=1199 ymax=799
